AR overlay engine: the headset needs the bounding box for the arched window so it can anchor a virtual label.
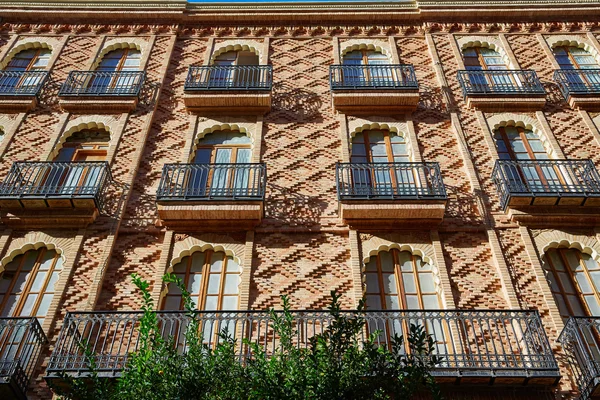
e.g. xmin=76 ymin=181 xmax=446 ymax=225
xmin=0 ymin=248 xmax=63 ymax=324
xmin=162 ymin=250 xmax=240 ymax=311
xmin=342 ymin=49 xmax=389 ymax=66
xmin=543 ymin=248 xmax=600 ymax=319
xmin=214 ymin=50 xmax=259 ymax=67
xmin=96 ymin=48 xmax=141 ymax=72
xmin=364 ymin=250 xmax=441 ymax=310
xmin=210 ymin=50 xmax=259 ymax=87
xmin=463 ymin=46 xmax=507 ymax=71
xmin=4 ymin=48 xmax=51 ymax=72
xmin=553 ymin=46 xmax=599 ymax=70
xmin=493 ymin=126 xmax=548 ymax=161
xmin=351 ymin=130 xmax=409 ymax=164
xmin=342 ymin=49 xmax=392 ymax=84
xmin=194 ymin=130 xmax=251 ymax=165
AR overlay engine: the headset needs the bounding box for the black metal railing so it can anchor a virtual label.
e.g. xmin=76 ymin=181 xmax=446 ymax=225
xmin=59 ymin=71 xmax=146 ymax=97
xmin=0 ymin=162 xmax=112 ymax=209
xmin=457 ymin=70 xmax=545 ymax=97
xmin=45 ymin=310 xmax=558 ymax=380
xmin=336 ymin=162 xmax=446 ymax=200
xmin=330 ymin=65 xmax=418 ymax=90
xmin=156 ymin=163 xmax=267 ymax=200
xmin=554 ymin=69 xmax=600 ymax=99
xmin=184 ymin=66 xmax=273 ymax=91
xmin=0 ymin=317 xmax=47 ymax=397
xmin=559 ymin=317 xmax=600 ymax=400
xmin=0 ymin=70 xmax=48 ymax=96
xmin=491 ymin=159 xmax=600 ymax=209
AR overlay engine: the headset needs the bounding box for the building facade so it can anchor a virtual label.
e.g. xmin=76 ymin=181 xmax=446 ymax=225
xmin=0 ymin=0 xmax=600 ymax=398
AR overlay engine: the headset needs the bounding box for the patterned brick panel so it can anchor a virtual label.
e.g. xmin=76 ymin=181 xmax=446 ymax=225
xmin=97 ymin=232 xmax=164 ymax=310
xmin=440 ymin=231 xmax=507 ymax=309
xmin=398 ymin=36 xmax=483 ymax=225
xmin=431 ymin=34 xmax=502 ymax=213
xmin=250 ymin=232 xmax=352 ymax=310
xmin=262 ymin=38 xmax=340 ymax=229
xmin=507 ymin=34 xmax=600 ymax=164
xmin=123 ymin=38 xmax=206 ymax=220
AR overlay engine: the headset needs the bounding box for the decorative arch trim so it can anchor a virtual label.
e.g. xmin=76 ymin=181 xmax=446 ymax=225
xmin=91 ymin=38 xmax=149 ymax=70
xmin=48 ymin=115 xmax=121 ymax=161
xmin=545 ymin=35 xmax=600 ymax=66
xmin=191 ymin=119 xmax=256 ymax=162
xmin=533 ymin=230 xmax=600 ymax=262
xmin=593 ymin=114 xmax=600 ymax=131
xmin=0 ymin=232 xmax=72 ymax=271
xmin=0 ymin=37 xmax=61 ymax=70
xmin=339 ymin=39 xmax=392 ymax=60
xmin=170 ymin=234 xmax=245 ymax=271
xmin=347 ymin=118 xmax=414 ymax=160
xmin=210 ymin=40 xmax=264 ymax=65
xmin=486 ymin=113 xmax=558 ymax=159
xmin=456 ymin=36 xmax=514 ymax=68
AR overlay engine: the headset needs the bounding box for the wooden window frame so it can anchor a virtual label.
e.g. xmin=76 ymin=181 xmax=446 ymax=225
xmin=5 ymin=48 xmax=50 ymax=72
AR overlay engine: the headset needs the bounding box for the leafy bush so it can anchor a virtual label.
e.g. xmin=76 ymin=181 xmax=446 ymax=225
xmin=51 ymin=273 xmax=442 ymax=400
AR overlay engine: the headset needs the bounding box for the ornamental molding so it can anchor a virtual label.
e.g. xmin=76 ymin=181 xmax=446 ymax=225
xmin=0 ymin=231 xmax=75 ymax=270
xmin=210 ymin=39 xmax=265 ymax=64
xmin=170 ymin=233 xmax=245 ymax=270
xmin=91 ymin=37 xmax=151 ymax=69
xmin=532 ymin=229 xmax=600 ymax=262
xmin=544 ymin=34 xmax=600 ymax=64
xmin=339 ymin=38 xmax=392 ymax=59
xmin=455 ymin=35 xmax=515 ymax=68
xmin=0 ymin=36 xmax=63 ymax=70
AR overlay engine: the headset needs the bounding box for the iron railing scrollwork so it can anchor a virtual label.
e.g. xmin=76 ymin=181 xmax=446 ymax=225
xmin=329 ymin=64 xmax=418 ymax=90
xmin=59 ymin=71 xmax=146 ymax=97
xmin=0 ymin=71 xmax=48 ymax=96
xmin=0 ymin=162 xmax=112 ymax=210
xmin=156 ymin=163 xmax=267 ymax=200
xmin=184 ymin=66 xmax=273 ymax=91
xmin=559 ymin=317 xmax=600 ymax=400
xmin=336 ymin=162 xmax=446 ymax=200
xmin=554 ymin=69 xmax=600 ymax=99
xmin=45 ymin=310 xmax=558 ymax=380
xmin=0 ymin=317 xmax=48 ymax=397
xmin=491 ymin=159 xmax=600 ymax=209
xmin=457 ymin=70 xmax=545 ymax=97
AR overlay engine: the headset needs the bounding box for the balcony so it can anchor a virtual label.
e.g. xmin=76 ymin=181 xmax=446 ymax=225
xmin=457 ymin=70 xmax=546 ymax=111
xmin=58 ymin=71 xmax=146 ymax=112
xmin=183 ymin=65 xmax=273 ymax=114
xmin=0 ymin=162 xmax=112 ymax=228
xmin=492 ymin=159 xmax=600 ymax=226
xmin=329 ymin=65 xmax=419 ymax=113
xmin=45 ymin=309 xmax=559 ymax=387
xmin=554 ymin=69 xmax=600 ymax=110
xmin=559 ymin=317 xmax=600 ymax=399
xmin=0 ymin=318 xmax=48 ymax=400
xmin=156 ymin=163 xmax=266 ymax=229
xmin=336 ymin=162 xmax=447 ymax=228
xmin=0 ymin=71 xmax=48 ymax=112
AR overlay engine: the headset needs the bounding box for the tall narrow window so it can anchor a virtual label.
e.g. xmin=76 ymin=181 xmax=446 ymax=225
xmin=493 ymin=126 xmax=548 ymax=161
xmin=191 ymin=130 xmax=252 ymax=196
xmin=211 ymin=50 xmax=259 ymax=87
xmin=364 ymin=250 xmax=441 ymax=311
xmin=342 ymin=49 xmax=392 ymax=84
xmin=162 ymin=250 xmax=241 ymax=312
xmin=0 ymin=248 xmax=63 ymax=324
xmin=92 ymin=48 xmax=141 ymax=92
xmin=463 ymin=47 xmax=507 ymax=71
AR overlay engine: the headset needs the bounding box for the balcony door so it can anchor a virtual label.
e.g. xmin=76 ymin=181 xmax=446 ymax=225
xmin=211 ymin=50 xmax=259 ymax=87
xmin=364 ymin=250 xmax=447 ymax=353
xmin=3 ymin=48 xmax=50 ymax=90
xmin=49 ymin=129 xmax=109 ymax=195
xmin=342 ymin=50 xmax=392 ymax=85
xmin=463 ymin=46 xmax=514 ymax=89
xmin=553 ymin=46 xmax=600 ymax=87
xmin=162 ymin=250 xmax=241 ymax=347
xmin=494 ymin=126 xmax=561 ymax=193
xmin=92 ymin=48 xmax=141 ymax=93
xmin=351 ymin=130 xmax=414 ymax=196
xmin=192 ymin=130 xmax=252 ymax=197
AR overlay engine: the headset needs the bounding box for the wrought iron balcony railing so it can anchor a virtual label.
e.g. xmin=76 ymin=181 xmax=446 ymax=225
xmin=491 ymin=159 xmax=600 ymax=209
xmin=0 ymin=71 xmax=48 ymax=96
xmin=336 ymin=162 xmax=446 ymax=200
xmin=457 ymin=70 xmax=545 ymax=97
xmin=184 ymin=66 xmax=273 ymax=91
xmin=0 ymin=317 xmax=48 ymax=399
xmin=59 ymin=71 xmax=146 ymax=97
xmin=559 ymin=317 xmax=600 ymax=400
xmin=0 ymin=162 xmax=112 ymax=209
xmin=554 ymin=69 xmax=600 ymax=99
xmin=45 ymin=310 xmax=558 ymax=380
xmin=156 ymin=163 xmax=267 ymax=201
xmin=329 ymin=64 xmax=418 ymax=90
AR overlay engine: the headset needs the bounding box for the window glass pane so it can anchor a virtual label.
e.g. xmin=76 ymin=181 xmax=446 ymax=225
xmin=204 ymin=296 xmax=218 ymax=310
xmin=0 ymin=276 xmax=11 ymax=293
xmin=207 ymin=274 xmax=221 ymax=294
xmin=365 ymin=258 xmax=377 ymax=272
xmin=575 ymin=271 xmax=593 ymax=293
xmin=5 ymin=256 xmax=21 ymax=272
xmin=386 ymin=295 xmax=400 ymax=309
xmin=19 ymin=294 xmax=37 ymax=316
xmin=559 ymin=272 xmax=576 ymax=293
xmin=1 ymin=295 xmax=18 ymax=317
xmin=383 ymin=273 xmax=396 ymax=294
xmin=221 ymin=296 xmax=238 ymax=310
xmin=399 ymin=252 xmax=413 ymax=272
xmin=547 ymin=251 xmax=565 ymax=271
xmin=555 ymin=295 xmax=570 ymax=317
xmin=173 ymin=257 xmax=189 ymax=273
xmin=210 ymin=252 xmax=224 ymax=272
xmin=36 ymin=294 xmax=53 ymax=317
xmin=21 ymin=251 xmax=38 ymax=271
xmin=30 ymin=271 xmax=47 ymax=292
xmin=365 ymin=273 xmax=379 ymax=293
xmin=568 ymin=295 xmax=586 ymax=316
xmin=419 ymin=274 xmax=436 ymax=293
xmin=224 ymin=274 xmax=239 ymax=295
xmin=47 ymin=271 xmax=59 ymax=292
xmin=422 ymin=295 xmax=440 ymax=309
xmin=585 ymin=295 xmax=600 ymax=316
xmin=169 ymin=278 xmax=183 ymax=295
xmin=379 ymin=252 xmax=394 ymax=271
xmin=12 ymin=272 xmax=30 ymax=293
xmin=402 ymin=273 xmax=416 ymax=294
xmin=405 ymin=295 xmax=419 ymax=309
xmin=590 ymin=271 xmax=600 ymax=292
xmin=366 ymin=295 xmax=382 ymax=309
xmin=226 ymin=258 xmax=240 ymax=272
xmin=191 ymin=252 xmax=205 ymax=272
xmin=188 ymin=274 xmax=202 ymax=295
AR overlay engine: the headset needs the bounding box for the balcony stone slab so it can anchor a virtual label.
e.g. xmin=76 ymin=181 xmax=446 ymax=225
xmin=156 ymin=201 xmax=263 ymax=230
xmin=331 ymin=90 xmax=420 ymax=114
xmin=339 ymin=201 xmax=447 ymax=228
xmin=183 ymin=91 xmax=271 ymax=114
xmin=58 ymin=96 xmax=139 ymax=113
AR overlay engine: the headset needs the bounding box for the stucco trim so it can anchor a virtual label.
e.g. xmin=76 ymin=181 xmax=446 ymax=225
xmin=170 ymin=233 xmax=245 ymax=270
xmin=210 ymin=39 xmax=266 ymax=65
xmin=0 ymin=36 xmax=62 ymax=70
xmin=339 ymin=39 xmax=393 ymax=61
xmin=533 ymin=230 xmax=600 ymax=261
xmin=0 ymin=232 xmax=72 ymax=271
xmin=91 ymin=37 xmax=151 ymax=70
xmin=545 ymin=34 xmax=600 ymax=65
xmin=347 ymin=118 xmax=414 ymax=161
xmin=455 ymin=35 xmax=515 ymax=68
xmin=191 ymin=117 xmax=257 ymax=162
